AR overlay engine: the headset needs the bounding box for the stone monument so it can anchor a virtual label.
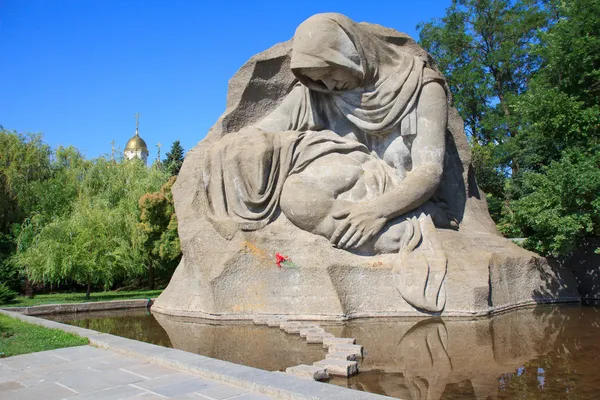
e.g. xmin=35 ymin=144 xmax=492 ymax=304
xmin=153 ymin=13 xmax=579 ymax=319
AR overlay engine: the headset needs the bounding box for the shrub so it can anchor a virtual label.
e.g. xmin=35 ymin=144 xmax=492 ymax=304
xmin=0 ymin=282 xmax=17 ymax=304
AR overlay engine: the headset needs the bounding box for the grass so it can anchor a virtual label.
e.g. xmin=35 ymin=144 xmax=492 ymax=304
xmin=0 ymin=313 xmax=88 ymax=357
xmin=0 ymin=289 xmax=163 ymax=307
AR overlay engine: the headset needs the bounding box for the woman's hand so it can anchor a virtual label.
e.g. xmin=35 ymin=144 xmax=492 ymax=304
xmin=330 ymin=203 xmax=387 ymax=249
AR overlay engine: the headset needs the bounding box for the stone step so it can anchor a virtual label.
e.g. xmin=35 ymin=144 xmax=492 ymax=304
xmin=329 ymin=344 xmax=363 ymax=358
xmin=322 ymin=337 xmax=356 ymax=348
xmin=299 ymin=328 xmax=325 ymax=338
xmin=306 ymin=333 xmax=335 ymax=344
xmin=314 ymin=359 xmax=359 ymax=377
xmin=266 ymin=318 xmax=287 ymax=327
xmin=279 ymin=321 xmax=303 ymax=330
xmin=284 ymin=324 xmax=320 ymax=334
xmin=326 ymin=351 xmax=357 ymax=361
xmin=286 ymin=364 xmax=329 ymax=381
xmin=252 ymin=317 xmax=271 ymax=325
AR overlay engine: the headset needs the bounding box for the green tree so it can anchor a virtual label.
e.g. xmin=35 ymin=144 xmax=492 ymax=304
xmin=510 ymin=151 xmax=600 ymax=256
xmin=163 ymin=141 xmax=184 ymax=176
xmin=418 ymin=0 xmax=552 ymax=179
xmin=138 ymin=177 xmax=181 ymax=289
xmin=17 ymin=158 xmax=170 ymax=297
xmin=506 ymin=0 xmax=600 ymax=255
xmin=0 ymin=129 xmax=53 ymax=292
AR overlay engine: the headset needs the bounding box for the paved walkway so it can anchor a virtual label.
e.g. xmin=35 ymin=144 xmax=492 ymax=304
xmin=0 ymin=345 xmax=275 ymax=400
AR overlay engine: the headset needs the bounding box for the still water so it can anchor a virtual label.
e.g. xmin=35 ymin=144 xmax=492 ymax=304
xmin=48 ymin=304 xmax=600 ymax=399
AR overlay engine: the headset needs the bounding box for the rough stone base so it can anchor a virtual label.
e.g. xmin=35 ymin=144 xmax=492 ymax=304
xmin=153 ymin=220 xmax=580 ymax=320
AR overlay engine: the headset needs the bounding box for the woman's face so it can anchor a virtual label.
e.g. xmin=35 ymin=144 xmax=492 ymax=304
xmin=299 ymin=67 xmax=360 ymax=91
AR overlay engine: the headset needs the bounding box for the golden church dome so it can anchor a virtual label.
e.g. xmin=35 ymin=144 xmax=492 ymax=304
xmin=125 ymin=133 xmax=148 ymax=152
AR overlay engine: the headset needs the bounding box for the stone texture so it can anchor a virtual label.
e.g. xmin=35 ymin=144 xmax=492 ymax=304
xmin=329 ymin=344 xmax=364 ymax=358
xmin=299 ymin=327 xmax=325 ymax=338
xmin=284 ymin=324 xmax=319 ymax=334
xmin=252 ymin=317 xmax=270 ymax=325
xmin=323 ymin=337 xmax=356 ymax=348
xmin=266 ymin=318 xmax=286 ymax=327
xmin=285 ymin=365 xmax=329 ymax=381
xmin=326 ymin=351 xmax=357 ymax=361
xmin=279 ymin=321 xmax=303 ymax=330
xmin=194 ymin=384 xmax=249 ymax=399
xmin=306 ymin=333 xmax=335 ymax=344
xmin=153 ymin=13 xmax=580 ymax=321
xmin=314 ymin=359 xmax=359 ymax=377
xmin=0 ymin=346 xmax=273 ymax=400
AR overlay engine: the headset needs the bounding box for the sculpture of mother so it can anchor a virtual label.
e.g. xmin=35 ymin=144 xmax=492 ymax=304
xmin=153 ymin=13 xmax=578 ymax=320
xmin=202 ymin=14 xmax=453 ymax=311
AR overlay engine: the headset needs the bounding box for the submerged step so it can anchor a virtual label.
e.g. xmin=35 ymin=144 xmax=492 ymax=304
xmin=299 ymin=327 xmax=325 ymax=338
xmin=323 ymin=337 xmax=356 ymax=348
xmin=280 ymin=321 xmax=303 ymax=330
xmin=286 ymin=364 xmax=329 ymax=381
xmin=266 ymin=318 xmax=287 ymax=327
xmin=285 ymin=324 xmax=319 ymax=334
xmin=252 ymin=316 xmax=270 ymax=325
xmin=326 ymin=351 xmax=357 ymax=361
xmin=329 ymin=344 xmax=363 ymax=358
xmin=314 ymin=359 xmax=359 ymax=377
xmin=306 ymin=332 xmax=335 ymax=344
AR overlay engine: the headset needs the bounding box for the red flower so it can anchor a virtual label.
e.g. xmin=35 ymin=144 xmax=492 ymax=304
xmin=275 ymin=252 xmax=290 ymax=268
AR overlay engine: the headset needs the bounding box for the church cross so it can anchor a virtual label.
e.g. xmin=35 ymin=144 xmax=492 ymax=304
xmin=134 ymin=113 xmax=142 ymax=134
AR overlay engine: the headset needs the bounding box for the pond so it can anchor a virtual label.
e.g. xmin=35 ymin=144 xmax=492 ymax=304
xmin=47 ymin=304 xmax=600 ymax=399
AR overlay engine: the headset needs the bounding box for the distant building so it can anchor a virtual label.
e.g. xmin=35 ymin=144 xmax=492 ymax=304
xmin=124 ymin=113 xmax=149 ymax=163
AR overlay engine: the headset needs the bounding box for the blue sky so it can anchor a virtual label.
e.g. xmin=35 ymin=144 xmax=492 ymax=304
xmin=1 ymin=0 xmax=451 ymax=160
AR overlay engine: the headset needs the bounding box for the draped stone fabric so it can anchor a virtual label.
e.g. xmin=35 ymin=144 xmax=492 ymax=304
xmin=203 ymin=13 xmax=447 ymax=241
xmin=202 ymin=129 xmax=370 ymax=239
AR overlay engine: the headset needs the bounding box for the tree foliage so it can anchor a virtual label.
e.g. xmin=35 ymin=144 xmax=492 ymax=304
xmin=418 ymin=0 xmax=550 ymax=175
xmin=0 ymin=128 xmax=177 ymax=296
xmin=16 ymin=158 xmax=170 ymax=296
xmin=0 ymin=129 xmax=53 ymax=290
xmin=163 ymin=140 xmax=185 ymax=176
xmin=506 ymin=0 xmax=600 ymax=255
xmin=138 ymin=176 xmax=181 ymax=289
xmin=511 ymin=150 xmax=600 ymax=255
xmin=419 ymin=0 xmax=600 ymax=257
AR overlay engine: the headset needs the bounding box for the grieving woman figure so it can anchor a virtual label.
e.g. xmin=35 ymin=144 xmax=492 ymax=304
xmin=153 ymin=12 xmax=578 ymax=321
xmin=202 ymin=14 xmax=454 ymax=312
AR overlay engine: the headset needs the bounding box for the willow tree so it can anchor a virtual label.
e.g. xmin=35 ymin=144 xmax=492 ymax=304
xmin=18 ymin=158 xmax=170 ymax=297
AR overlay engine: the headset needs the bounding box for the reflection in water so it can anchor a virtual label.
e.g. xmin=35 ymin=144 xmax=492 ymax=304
xmin=49 ymin=308 xmax=173 ymax=348
xmin=49 ymin=305 xmax=600 ymax=399
xmin=399 ymin=319 xmax=452 ymax=400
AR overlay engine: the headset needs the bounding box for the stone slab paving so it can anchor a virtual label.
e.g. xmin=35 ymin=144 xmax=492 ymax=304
xmin=0 ymin=345 xmax=274 ymax=400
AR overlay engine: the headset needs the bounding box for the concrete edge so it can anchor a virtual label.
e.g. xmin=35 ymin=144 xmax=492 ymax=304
xmin=0 ymin=299 xmax=152 ymax=316
xmin=0 ymin=309 xmax=394 ymax=400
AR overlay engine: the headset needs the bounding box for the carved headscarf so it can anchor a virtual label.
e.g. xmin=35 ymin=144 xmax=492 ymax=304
xmin=291 ymin=13 xmax=430 ymax=137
